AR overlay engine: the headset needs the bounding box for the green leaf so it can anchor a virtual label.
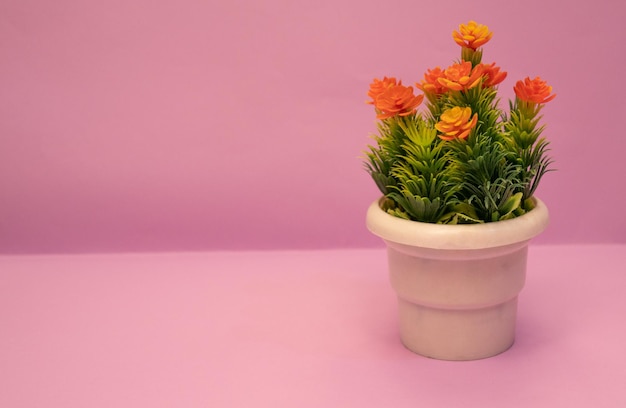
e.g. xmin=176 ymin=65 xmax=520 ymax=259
xmin=498 ymin=192 xmax=523 ymax=216
xmin=523 ymin=197 xmax=536 ymax=211
xmin=438 ymin=203 xmax=484 ymax=224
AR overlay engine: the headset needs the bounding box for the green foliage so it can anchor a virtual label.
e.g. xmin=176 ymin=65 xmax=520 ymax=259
xmin=363 ymin=117 xmax=408 ymax=195
xmin=462 ymin=47 xmax=483 ymax=67
xmin=387 ymin=143 xmax=454 ymax=222
xmin=503 ymin=100 xmax=555 ymax=200
xmin=364 ymin=96 xmax=554 ymax=223
xmin=445 ymin=133 xmax=526 ymax=222
xmin=365 ymin=114 xmax=458 ymax=223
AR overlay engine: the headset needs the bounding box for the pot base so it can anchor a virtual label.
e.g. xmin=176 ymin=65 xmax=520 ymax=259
xmin=397 ymin=296 xmax=518 ymax=360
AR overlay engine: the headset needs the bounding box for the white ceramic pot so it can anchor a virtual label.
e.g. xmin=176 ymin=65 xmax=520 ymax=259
xmin=366 ymin=197 xmax=549 ymax=360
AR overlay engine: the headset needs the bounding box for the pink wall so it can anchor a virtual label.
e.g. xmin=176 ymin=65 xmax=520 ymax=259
xmin=1 ymin=0 xmax=625 ymax=253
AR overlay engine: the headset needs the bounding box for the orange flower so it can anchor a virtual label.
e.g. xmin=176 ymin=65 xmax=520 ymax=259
xmin=481 ymin=62 xmax=507 ymax=87
xmin=453 ymin=21 xmax=493 ymax=50
xmin=374 ymin=85 xmax=424 ymax=120
xmin=514 ymin=77 xmax=556 ymax=104
xmin=416 ymin=67 xmax=446 ymax=95
xmin=435 ymin=107 xmax=478 ymax=141
xmin=367 ymin=77 xmax=400 ymax=105
xmin=438 ymin=61 xmax=484 ymax=92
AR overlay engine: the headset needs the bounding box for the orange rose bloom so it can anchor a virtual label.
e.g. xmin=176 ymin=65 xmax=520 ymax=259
xmin=435 ymin=107 xmax=478 ymax=141
xmin=416 ymin=67 xmax=446 ymax=95
xmin=453 ymin=21 xmax=493 ymax=50
xmin=481 ymin=62 xmax=507 ymax=87
xmin=367 ymin=77 xmax=400 ymax=105
xmin=514 ymin=77 xmax=556 ymax=104
xmin=438 ymin=61 xmax=484 ymax=92
xmin=374 ymin=85 xmax=424 ymax=120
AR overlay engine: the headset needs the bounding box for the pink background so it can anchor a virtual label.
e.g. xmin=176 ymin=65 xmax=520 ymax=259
xmin=1 ymin=0 xmax=625 ymax=253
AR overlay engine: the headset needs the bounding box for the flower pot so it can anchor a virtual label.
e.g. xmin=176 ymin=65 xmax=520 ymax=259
xmin=366 ymin=197 xmax=549 ymax=360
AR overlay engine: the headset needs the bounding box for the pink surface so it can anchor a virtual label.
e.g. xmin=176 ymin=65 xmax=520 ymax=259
xmin=2 ymin=245 xmax=625 ymax=407
xmin=1 ymin=0 xmax=625 ymax=253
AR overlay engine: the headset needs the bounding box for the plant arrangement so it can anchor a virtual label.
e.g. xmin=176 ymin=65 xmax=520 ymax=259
xmin=364 ymin=21 xmax=556 ymax=224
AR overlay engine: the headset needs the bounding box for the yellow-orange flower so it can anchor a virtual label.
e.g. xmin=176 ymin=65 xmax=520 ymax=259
xmin=514 ymin=76 xmax=556 ymax=104
xmin=438 ymin=61 xmax=484 ymax=92
xmin=416 ymin=67 xmax=446 ymax=95
xmin=481 ymin=62 xmax=507 ymax=87
xmin=453 ymin=21 xmax=493 ymax=50
xmin=374 ymin=85 xmax=424 ymax=120
xmin=435 ymin=107 xmax=478 ymax=141
xmin=367 ymin=77 xmax=400 ymax=104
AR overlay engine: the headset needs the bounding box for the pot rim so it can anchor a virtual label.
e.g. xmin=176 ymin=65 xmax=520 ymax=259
xmin=366 ymin=196 xmax=549 ymax=250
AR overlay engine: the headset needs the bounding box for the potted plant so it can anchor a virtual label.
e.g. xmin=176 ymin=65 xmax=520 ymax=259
xmin=364 ymin=21 xmax=555 ymax=360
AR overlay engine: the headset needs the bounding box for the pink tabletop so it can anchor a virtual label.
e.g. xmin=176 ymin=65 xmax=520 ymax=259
xmin=1 ymin=245 xmax=625 ymax=407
